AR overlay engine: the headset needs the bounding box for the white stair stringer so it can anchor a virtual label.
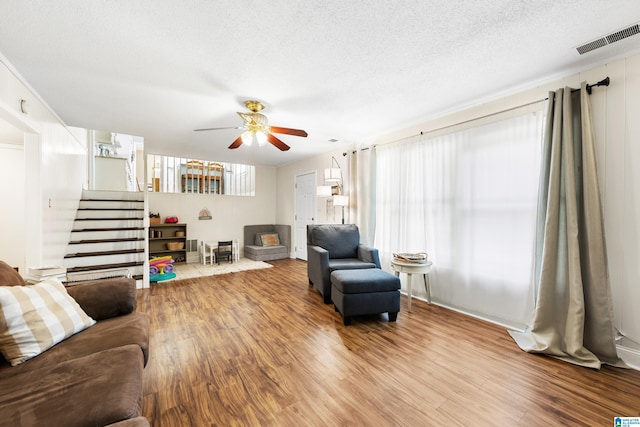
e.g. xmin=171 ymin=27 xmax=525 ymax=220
xmin=65 ymin=190 xmax=146 ymax=288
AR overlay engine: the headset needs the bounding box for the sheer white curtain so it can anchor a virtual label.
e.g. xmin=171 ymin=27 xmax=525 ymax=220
xmin=374 ymin=108 xmax=544 ymax=327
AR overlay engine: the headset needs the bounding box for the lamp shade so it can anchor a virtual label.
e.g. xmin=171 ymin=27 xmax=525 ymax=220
xmin=317 ymin=185 xmax=332 ymax=197
xmin=324 ymin=168 xmax=341 ymax=182
xmin=333 ymin=195 xmax=349 ymax=206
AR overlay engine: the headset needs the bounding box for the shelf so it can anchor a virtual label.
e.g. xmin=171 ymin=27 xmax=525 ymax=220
xmin=149 ymin=237 xmax=187 ymax=241
xmin=151 ymin=250 xmax=187 ymax=255
xmin=149 ymin=223 xmax=187 ymax=263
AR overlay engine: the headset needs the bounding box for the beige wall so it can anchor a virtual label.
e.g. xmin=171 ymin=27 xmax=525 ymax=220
xmin=148 ymin=164 xmax=277 ymax=259
xmin=276 ymin=149 xmax=351 ymax=254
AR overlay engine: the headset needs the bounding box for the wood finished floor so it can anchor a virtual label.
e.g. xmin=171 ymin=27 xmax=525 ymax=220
xmin=137 ymin=258 xmax=640 ymax=426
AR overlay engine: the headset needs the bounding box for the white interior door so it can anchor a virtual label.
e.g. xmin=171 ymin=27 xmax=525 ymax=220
xmin=295 ymin=172 xmax=316 ymax=260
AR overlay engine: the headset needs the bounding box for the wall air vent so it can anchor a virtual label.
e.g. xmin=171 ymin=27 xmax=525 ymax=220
xmin=607 ymin=24 xmax=640 ymax=43
xmin=187 ymin=239 xmax=198 ymax=252
xmin=576 ymin=23 xmax=640 ymax=55
xmin=576 ymin=38 xmax=607 ymax=55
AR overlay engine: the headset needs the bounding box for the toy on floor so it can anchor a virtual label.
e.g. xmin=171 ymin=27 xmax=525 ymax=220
xmin=149 ymin=256 xmax=176 ymax=282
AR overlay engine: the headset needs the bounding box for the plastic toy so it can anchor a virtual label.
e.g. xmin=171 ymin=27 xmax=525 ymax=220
xmin=149 ymin=256 xmax=176 ymax=282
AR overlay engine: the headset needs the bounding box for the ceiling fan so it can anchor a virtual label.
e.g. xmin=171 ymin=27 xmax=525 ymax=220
xmin=194 ymin=100 xmax=308 ymax=151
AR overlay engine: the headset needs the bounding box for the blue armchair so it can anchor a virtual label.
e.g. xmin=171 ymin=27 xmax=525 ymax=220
xmin=307 ymin=224 xmax=380 ymax=304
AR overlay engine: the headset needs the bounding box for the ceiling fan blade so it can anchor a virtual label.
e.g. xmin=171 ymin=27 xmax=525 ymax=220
xmin=267 ymin=134 xmax=290 ymax=151
xmin=194 ymin=126 xmax=243 ymax=132
xmin=228 ymin=136 xmax=243 ymax=149
xmin=270 ymin=126 xmax=308 ymax=137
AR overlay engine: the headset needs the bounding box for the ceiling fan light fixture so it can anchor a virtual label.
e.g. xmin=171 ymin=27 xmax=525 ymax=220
xmin=256 ymin=130 xmax=268 ymax=146
xmin=241 ymin=130 xmax=253 ymax=146
xmin=196 ymin=99 xmax=307 ymax=151
xmin=244 ymin=100 xmax=265 ymax=112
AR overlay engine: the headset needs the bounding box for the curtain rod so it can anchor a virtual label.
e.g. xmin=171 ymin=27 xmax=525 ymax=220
xmin=352 ymin=76 xmax=612 ymax=153
xmin=576 ymin=76 xmax=610 ymax=94
xmin=407 ymin=76 xmax=611 ymax=140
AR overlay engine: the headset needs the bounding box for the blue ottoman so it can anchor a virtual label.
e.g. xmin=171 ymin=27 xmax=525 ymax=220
xmin=330 ymin=269 xmax=401 ymax=325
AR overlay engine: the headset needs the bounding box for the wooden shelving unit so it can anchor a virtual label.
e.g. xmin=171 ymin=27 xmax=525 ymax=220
xmin=148 ymin=223 xmax=187 ymax=263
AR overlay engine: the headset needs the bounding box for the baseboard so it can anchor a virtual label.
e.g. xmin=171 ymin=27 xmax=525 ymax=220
xmin=617 ymin=339 xmax=640 ymax=370
xmin=406 ymin=293 xmax=527 ymax=331
xmin=410 ymin=293 xmax=640 ymax=370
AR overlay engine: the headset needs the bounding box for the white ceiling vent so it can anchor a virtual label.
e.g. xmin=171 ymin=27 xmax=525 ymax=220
xmin=576 ymin=23 xmax=640 ymax=55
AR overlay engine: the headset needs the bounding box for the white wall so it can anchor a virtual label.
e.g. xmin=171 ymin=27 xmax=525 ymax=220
xmin=0 ymin=58 xmax=88 ymax=271
xmin=148 ymin=164 xmax=277 ymax=260
xmin=37 ymin=125 xmax=87 ymax=266
xmin=0 ymin=143 xmax=25 ymax=271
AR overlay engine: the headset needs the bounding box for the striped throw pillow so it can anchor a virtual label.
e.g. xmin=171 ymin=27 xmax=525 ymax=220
xmin=0 ymin=278 xmax=96 ymax=366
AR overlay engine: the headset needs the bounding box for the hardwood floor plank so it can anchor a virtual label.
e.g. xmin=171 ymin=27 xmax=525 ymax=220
xmin=138 ymin=259 xmax=640 ymax=426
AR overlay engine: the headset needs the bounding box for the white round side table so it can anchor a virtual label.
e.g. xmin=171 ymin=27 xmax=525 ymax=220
xmin=390 ymin=260 xmax=433 ymax=312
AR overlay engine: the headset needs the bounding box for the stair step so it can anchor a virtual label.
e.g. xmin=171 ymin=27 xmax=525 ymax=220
xmin=81 ymin=198 xmax=143 ymax=203
xmin=78 ymin=207 xmax=144 ymax=211
xmin=64 ymin=274 xmax=143 ymax=284
xmin=69 ymin=191 xmax=147 ymax=287
xmin=72 ymin=227 xmax=144 ymax=232
xmin=80 ymin=190 xmax=143 ymax=202
xmin=67 ymin=261 xmax=144 ymax=273
xmin=75 ymin=217 xmax=144 ymax=221
xmin=65 ymin=248 xmax=145 ymax=259
xmin=65 ymin=267 xmax=144 ymax=283
xmin=69 ymin=237 xmax=145 ymax=244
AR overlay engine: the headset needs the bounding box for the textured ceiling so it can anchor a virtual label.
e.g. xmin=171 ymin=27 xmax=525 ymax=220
xmin=1 ymin=1 xmax=640 ymax=166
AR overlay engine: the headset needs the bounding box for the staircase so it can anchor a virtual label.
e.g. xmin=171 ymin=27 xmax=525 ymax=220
xmin=64 ymin=190 xmax=146 ymax=287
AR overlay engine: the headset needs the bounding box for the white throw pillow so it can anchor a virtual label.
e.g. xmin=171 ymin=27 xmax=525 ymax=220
xmin=0 ymin=277 xmax=96 ymax=366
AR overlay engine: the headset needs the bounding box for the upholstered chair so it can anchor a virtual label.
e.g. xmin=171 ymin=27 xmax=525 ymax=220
xmin=307 ymin=224 xmax=380 ymax=303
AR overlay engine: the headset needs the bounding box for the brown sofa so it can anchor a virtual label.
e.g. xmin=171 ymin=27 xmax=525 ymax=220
xmin=0 ymin=261 xmax=150 ymax=427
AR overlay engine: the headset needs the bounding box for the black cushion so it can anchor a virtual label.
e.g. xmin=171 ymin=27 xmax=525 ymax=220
xmin=331 ymin=269 xmax=400 ymax=294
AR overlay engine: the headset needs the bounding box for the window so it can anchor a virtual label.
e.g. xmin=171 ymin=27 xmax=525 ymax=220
xmin=374 ymin=105 xmax=544 ymax=327
xmin=147 ymin=155 xmax=255 ymax=196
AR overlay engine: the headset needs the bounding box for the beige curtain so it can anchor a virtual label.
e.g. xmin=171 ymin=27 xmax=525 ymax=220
xmin=509 ymin=82 xmax=624 ymax=369
xmin=350 ymin=147 xmax=376 ymax=245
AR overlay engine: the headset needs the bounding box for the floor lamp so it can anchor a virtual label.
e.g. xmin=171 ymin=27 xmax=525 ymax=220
xmin=317 ymin=156 xmax=349 ymax=224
